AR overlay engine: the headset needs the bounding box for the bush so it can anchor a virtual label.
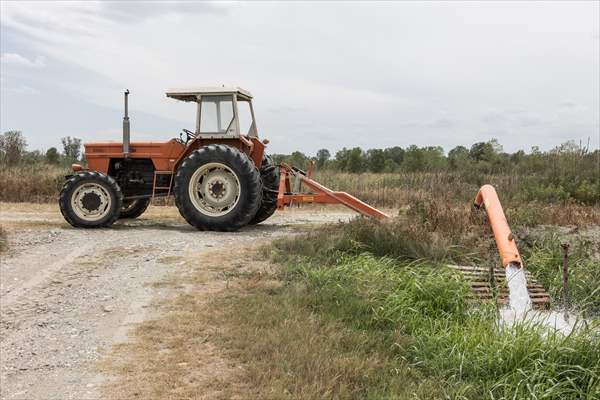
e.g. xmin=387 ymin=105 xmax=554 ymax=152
xmin=523 ymin=183 xmax=570 ymax=203
xmin=573 ymin=179 xmax=600 ymax=204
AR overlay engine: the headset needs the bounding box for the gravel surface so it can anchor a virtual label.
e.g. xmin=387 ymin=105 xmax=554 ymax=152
xmin=0 ymin=204 xmax=355 ymax=400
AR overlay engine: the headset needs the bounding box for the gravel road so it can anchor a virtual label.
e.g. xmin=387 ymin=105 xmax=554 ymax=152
xmin=0 ymin=204 xmax=354 ymax=400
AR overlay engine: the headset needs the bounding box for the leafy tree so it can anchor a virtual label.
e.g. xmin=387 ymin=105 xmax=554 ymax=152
xmin=346 ymin=147 xmax=365 ymax=173
xmin=61 ymin=136 xmax=82 ymax=162
xmin=288 ymin=151 xmax=309 ymax=169
xmin=270 ymin=154 xmax=287 ymax=165
xmin=421 ymin=146 xmax=446 ymax=170
xmin=402 ymin=145 xmax=425 ymax=172
xmin=383 ymin=146 xmax=405 ymax=165
xmin=383 ymin=159 xmax=399 ymax=172
xmin=510 ymin=149 xmax=526 ymax=165
xmin=316 ymin=148 xmax=331 ymax=169
xmin=45 ymin=147 xmax=60 ymax=164
xmin=366 ymin=149 xmax=385 ymax=172
xmin=448 ymin=145 xmax=469 ymax=169
xmin=335 ymin=148 xmax=350 ymax=171
xmin=469 ymin=141 xmax=495 ymax=162
xmin=488 ymin=138 xmax=503 ymax=154
xmin=0 ymin=130 xmax=27 ymax=165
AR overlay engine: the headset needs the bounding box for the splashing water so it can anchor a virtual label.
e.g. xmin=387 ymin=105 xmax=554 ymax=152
xmin=505 ymin=263 xmax=532 ymax=315
xmin=499 ymin=263 xmax=579 ymax=335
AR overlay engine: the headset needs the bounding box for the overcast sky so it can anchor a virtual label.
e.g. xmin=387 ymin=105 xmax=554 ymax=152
xmin=1 ymin=1 xmax=598 ymax=155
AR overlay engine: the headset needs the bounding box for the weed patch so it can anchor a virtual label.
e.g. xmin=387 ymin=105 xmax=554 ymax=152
xmin=0 ymin=164 xmax=67 ymax=202
xmin=521 ymin=234 xmax=600 ymax=314
xmin=262 ymin=219 xmax=600 ymax=399
xmin=262 ymin=252 xmax=600 ymax=399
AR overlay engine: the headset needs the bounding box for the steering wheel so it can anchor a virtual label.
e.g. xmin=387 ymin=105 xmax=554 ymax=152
xmin=180 ymin=128 xmax=196 ymax=144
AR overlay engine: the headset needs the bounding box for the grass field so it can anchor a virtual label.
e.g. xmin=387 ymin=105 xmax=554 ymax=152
xmin=3 ymin=159 xmax=599 ymax=399
xmin=104 ymin=219 xmax=600 ymax=399
xmin=215 ymin=254 xmax=599 ymax=399
xmin=208 ymin=215 xmax=600 ymax=399
xmin=99 ymin=208 xmax=600 ymax=399
xmin=1 ymin=164 xmax=599 ymax=229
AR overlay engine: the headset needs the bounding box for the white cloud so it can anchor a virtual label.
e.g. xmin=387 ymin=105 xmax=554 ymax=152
xmin=0 ymin=52 xmax=45 ymax=68
xmin=3 ymin=85 xmax=40 ymax=95
xmin=1 ymin=1 xmax=598 ymax=153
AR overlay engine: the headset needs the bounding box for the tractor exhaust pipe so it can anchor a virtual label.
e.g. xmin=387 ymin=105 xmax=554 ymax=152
xmin=123 ymin=89 xmax=130 ymax=157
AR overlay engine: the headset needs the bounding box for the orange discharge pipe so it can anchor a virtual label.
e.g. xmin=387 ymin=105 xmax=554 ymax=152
xmin=473 ymin=184 xmax=522 ymax=268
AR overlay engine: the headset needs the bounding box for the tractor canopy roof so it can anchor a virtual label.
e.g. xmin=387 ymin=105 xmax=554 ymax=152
xmin=166 ymin=86 xmax=253 ymax=102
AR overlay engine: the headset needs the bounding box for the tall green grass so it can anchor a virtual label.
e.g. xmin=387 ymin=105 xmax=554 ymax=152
xmin=275 ymin=250 xmax=600 ymax=399
xmin=521 ymin=234 xmax=600 ymax=314
xmin=273 ymin=206 xmax=600 ymax=312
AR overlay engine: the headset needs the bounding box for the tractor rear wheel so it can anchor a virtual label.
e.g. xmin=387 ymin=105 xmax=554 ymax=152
xmin=119 ymin=198 xmax=151 ymax=219
xmin=249 ymin=155 xmax=280 ymax=225
xmin=173 ymin=145 xmax=262 ymax=231
xmin=59 ymin=171 xmax=123 ymax=228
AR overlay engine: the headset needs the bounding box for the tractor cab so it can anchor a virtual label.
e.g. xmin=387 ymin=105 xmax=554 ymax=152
xmin=166 ymin=87 xmax=258 ymax=143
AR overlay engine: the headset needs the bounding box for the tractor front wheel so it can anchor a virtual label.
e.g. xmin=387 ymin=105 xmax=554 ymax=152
xmin=173 ymin=145 xmax=262 ymax=231
xmin=119 ymin=198 xmax=151 ymax=219
xmin=59 ymin=171 xmax=123 ymax=228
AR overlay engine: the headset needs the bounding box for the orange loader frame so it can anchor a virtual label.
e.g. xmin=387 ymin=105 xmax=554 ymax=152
xmin=276 ymin=162 xmax=388 ymax=219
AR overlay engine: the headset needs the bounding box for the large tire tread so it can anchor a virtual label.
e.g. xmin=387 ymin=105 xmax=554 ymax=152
xmin=249 ymin=155 xmax=280 ymax=225
xmin=119 ymin=198 xmax=151 ymax=219
xmin=173 ymin=145 xmax=262 ymax=231
xmin=59 ymin=171 xmax=123 ymax=228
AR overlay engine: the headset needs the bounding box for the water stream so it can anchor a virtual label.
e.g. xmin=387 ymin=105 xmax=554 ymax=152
xmin=505 ymin=263 xmax=532 ymax=315
xmin=499 ymin=263 xmax=578 ymax=335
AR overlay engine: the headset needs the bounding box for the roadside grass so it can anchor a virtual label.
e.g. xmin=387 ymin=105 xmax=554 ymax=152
xmin=0 ymin=202 xmax=59 ymax=213
xmin=101 ymin=218 xmax=600 ymax=399
xmin=270 ymin=213 xmax=493 ymax=267
xmin=98 ymin=248 xmax=276 ymax=399
xmin=100 ymin=291 xmax=249 ymax=399
xmin=213 ymin=251 xmax=600 ymax=399
xmin=0 ymin=220 xmax=66 ymax=231
xmin=261 ymin=212 xmax=600 ymax=398
xmin=0 ymin=164 xmax=67 ymax=202
xmin=211 ymin=277 xmax=445 ymax=399
xmin=271 ymin=206 xmax=600 ymax=314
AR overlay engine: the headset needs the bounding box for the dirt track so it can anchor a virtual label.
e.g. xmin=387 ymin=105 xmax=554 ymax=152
xmin=0 ymin=204 xmax=355 ymax=400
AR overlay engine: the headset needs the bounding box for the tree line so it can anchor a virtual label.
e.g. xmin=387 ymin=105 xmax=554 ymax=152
xmin=272 ymin=138 xmax=598 ymax=175
xmin=2 ymin=130 xmax=596 ymax=177
xmin=1 ymin=130 xmax=597 ymax=204
xmin=0 ymin=131 xmax=84 ymax=166
xmin=271 ymin=138 xmax=598 ymax=204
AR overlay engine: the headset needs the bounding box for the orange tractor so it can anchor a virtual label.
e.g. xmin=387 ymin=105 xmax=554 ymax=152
xmin=59 ymin=87 xmax=387 ymax=230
